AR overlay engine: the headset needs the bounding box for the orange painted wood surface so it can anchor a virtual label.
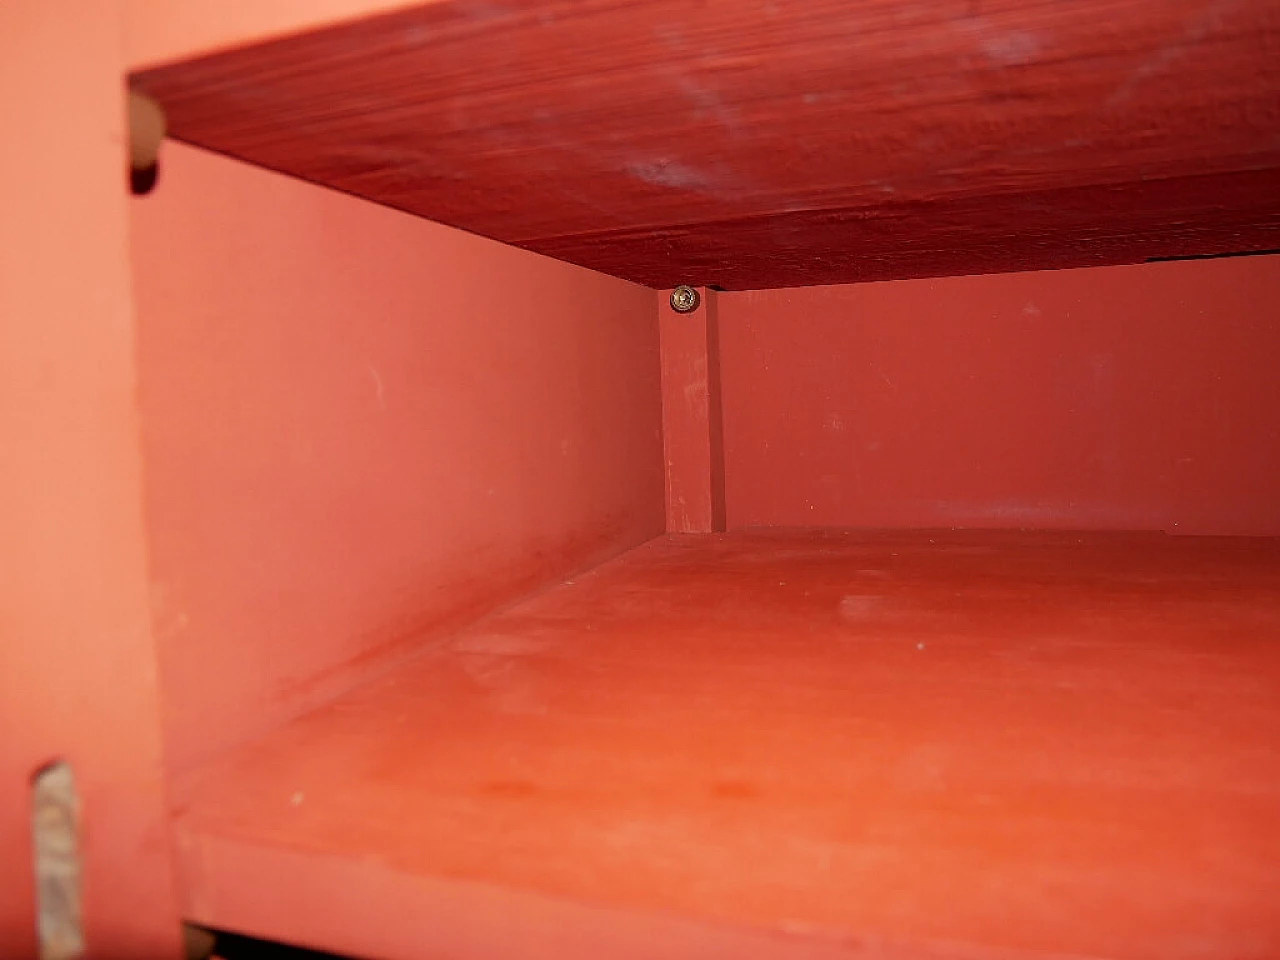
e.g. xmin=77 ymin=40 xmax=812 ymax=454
xmin=659 ymin=288 xmax=726 ymax=533
xmin=172 ymin=530 xmax=1280 ymax=960
xmin=125 ymin=0 xmax=425 ymax=70
xmin=720 ymin=255 xmax=1280 ymax=535
xmin=131 ymin=0 xmax=1280 ymax=289
xmin=131 ymin=142 xmax=664 ymax=775
xmin=0 ymin=2 xmax=181 ymax=956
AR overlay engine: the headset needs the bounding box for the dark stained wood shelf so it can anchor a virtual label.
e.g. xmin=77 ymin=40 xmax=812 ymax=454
xmin=132 ymin=0 xmax=1280 ymax=290
xmin=171 ymin=530 xmax=1280 ymax=960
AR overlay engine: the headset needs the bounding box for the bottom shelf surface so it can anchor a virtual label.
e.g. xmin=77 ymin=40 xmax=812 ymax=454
xmin=172 ymin=530 xmax=1280 ymax=960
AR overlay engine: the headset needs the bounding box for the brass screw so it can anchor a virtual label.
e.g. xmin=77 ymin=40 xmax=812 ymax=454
xmin=670 ymin=285 xmax=701 ymax=313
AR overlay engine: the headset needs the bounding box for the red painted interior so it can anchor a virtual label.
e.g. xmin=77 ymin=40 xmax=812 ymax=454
xmin=3 ymin=3 xmax=1278 ymax=957
xmin=131 ymin=142 xmax=664 ymax=774
xmin=131 ymin=0 xmax=1280 ymax=290
xmin=124 ymin=0 xmax=424 ymax=70
xmin=659 ymin=288 xmax=727 ymax=534
xmin=172 ymin=531 xmax=1280 ymax=960
xmin=0 ymin=4 xmax=181 ymax=957
xmin=720 ymin=256 xmax=1280 ymax=535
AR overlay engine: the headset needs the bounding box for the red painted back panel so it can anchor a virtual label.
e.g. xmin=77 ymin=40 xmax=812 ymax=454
xmin=660 ymin=288 xmax=727 ymax=533
xmin=131 ymin=143 xmax=664 ymax=774
xmin=721 ymin=256 xmax=1280 ymax=535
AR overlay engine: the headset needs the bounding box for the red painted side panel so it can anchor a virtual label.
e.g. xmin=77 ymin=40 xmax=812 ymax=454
xmin=131 ymin=142 xmax=664 ymax=774
xmin=124 ymin=0 xmax=423 ymax=70
xmin=0 ymin=3 xmax=181 ymax=957
xmin=660 ymin=289 xmax=726 ymax=533
xmin=721 ymin=256 xmax=1280 ymax=535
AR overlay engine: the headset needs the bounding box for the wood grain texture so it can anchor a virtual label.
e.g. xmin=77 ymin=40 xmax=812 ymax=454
xmin=132 ymin=0 xmax=1280 ymax=289
xmin=171 ymin=530 xmax=1280 ymax=960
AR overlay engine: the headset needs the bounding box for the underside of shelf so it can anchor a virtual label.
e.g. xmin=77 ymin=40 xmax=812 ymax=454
xmin=131 ymin=0 xmax=1280 ymax=290
xmin=172 ymin=530 xmax=1280 ymax=960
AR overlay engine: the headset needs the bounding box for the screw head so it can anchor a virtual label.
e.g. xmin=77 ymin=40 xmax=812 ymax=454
xmin=670 ymin=285 xmax=701 ymax=313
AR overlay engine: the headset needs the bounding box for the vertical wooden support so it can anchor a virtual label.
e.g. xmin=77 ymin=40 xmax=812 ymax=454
xmin=0 ymin=2 xmax=182 ymax=956
xmin=659 ymin=288 xmax=727 ymax=533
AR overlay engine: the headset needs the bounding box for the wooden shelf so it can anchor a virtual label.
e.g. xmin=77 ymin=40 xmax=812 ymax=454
xmin=131 ymin=0 xmax=1280 ymax=290
xmin=171 ymin=530 xmax=1280 ymax=960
